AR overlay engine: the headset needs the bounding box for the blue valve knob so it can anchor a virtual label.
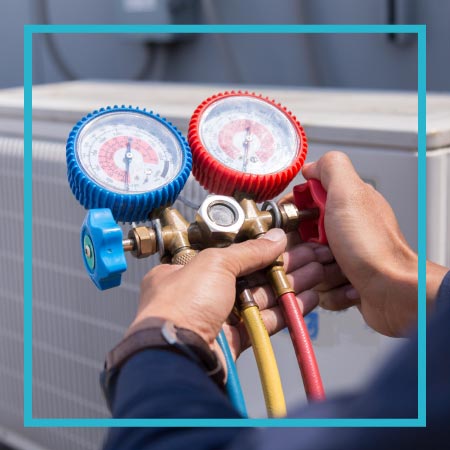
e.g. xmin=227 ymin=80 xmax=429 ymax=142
xmin=81 ymin=208 xmax=127 ymax=290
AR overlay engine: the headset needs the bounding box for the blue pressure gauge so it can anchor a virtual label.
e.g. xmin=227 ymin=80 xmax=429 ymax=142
xmin=66 ymin=105 xmax=192 ymax=290
xmin=66 ymin=105 xmax=192 ymax=223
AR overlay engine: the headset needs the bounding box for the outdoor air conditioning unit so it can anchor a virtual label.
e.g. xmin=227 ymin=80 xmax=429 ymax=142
xmin=0 ymin=81 xmax=449 ymax=450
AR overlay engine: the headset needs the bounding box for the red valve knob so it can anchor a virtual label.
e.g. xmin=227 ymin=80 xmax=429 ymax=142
xmin=293 ymin=180 xmax=327 ymax=245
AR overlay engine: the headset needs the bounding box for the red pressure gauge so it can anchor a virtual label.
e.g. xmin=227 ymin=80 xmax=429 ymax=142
xmin=188 ymin=91 xmax=308 ymax=202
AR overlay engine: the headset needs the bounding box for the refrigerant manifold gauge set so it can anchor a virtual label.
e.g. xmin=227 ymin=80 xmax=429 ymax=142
xmin=66 ymin=91 xmax=328 ymax=418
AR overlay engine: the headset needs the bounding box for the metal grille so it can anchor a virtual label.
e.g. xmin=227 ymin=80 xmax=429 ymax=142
xmin=0 ymin=136 xmax=209 ymax=450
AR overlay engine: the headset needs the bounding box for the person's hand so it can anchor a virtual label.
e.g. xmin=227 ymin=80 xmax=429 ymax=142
xmin=288 ymin=151 xmax=448 ymax=337
xmin=126 ymin=228 xmax=334 ymax=365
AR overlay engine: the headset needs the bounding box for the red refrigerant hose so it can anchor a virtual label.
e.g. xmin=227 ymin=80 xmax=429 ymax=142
xmin=278 ymin=291 xmax=325 ymax=401
xmin=271 ymin=180 xmax=328 ymax=402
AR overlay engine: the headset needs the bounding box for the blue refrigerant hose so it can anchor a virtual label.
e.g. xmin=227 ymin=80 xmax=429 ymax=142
xmin=217 ymin=329 xmax=248 ymax=417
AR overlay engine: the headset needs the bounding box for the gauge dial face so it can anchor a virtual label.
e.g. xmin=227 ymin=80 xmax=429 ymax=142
xmin=75 ymin=112 xmax=183 ymax=194
xmin=198 ymin=96 xmax=299 ymax=175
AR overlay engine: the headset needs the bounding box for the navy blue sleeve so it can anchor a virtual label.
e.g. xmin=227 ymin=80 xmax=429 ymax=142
xmin=102 ymin=349 xmax=244 ymax=450
xmin=436 ymin=269 xmax=450 ymax=311
xmin=103 ymin=271 xmax=450 ymax=450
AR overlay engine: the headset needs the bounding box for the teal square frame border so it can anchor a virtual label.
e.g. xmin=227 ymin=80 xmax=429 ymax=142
xmin=24 ymin=24 xmax=427 ymax=428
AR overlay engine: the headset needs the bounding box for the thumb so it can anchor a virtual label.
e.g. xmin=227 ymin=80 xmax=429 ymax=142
xmin=220 ymin=228 xmax=287 ymax=277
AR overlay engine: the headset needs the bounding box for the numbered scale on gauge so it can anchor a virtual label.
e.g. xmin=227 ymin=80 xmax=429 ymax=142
xmin=188 ymin=92 xmax=308 ymax=201
xmin=76 ymin=111 xmax=183 ymax=193
xmin=67 ymin=106 xmax=192 ymax=222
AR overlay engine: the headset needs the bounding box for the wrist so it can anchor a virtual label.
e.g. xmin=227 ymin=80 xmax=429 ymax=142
xmin=127 ymin=315 xmax=229 ymax=382
xmin=369 ymin=246 xmax=418 ymax=336
xmin=381 ymin=254 xmax=448 ymax=333
xmin=127 ymin=310 xmax=218 ymax=350
xmin=386 ymin=253 xmax=418 ymax=336
xmin=102 ymin=317 xmax=226 ymax=408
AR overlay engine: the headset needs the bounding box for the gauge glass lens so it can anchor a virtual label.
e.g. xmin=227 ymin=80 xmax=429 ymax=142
xmin=75 ymin=112 xmax=183 ymax=194
xmin=199 ymin=97 xmax=299 ymax=175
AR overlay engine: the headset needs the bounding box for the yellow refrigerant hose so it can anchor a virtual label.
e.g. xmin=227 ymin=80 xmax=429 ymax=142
xmin=241 ymin=304 xmax=287 ymax=417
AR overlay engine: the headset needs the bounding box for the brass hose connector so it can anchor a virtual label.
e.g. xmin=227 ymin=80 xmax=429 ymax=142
xmin=128 ymin=226 xmax=156 ymax=258
xmin=266 ymin=255 xmax=294 ymax=298
xmin=236 ymin=278 xmax=258 ymax=311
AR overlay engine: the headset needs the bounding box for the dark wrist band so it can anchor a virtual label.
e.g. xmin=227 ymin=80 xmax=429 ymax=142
xmin=100 ymin=318 xmax=226 ymax=409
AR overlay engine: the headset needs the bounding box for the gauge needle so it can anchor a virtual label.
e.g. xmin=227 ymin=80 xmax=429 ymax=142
xmin=124 ymin=138 xmax=133 ymax=191
xmin=242 ymin=126 xmax=252 ymax=172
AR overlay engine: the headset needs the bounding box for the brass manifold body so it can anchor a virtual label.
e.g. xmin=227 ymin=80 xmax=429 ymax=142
xmin=123 ymin=194 xmax=318 ymax=293
xmin=124 ymin=193 xmax=323 ymax=416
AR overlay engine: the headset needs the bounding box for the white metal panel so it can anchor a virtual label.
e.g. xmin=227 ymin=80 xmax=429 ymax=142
xmin=2 ymin=81 xmax=450 ymax=149
xmin=447 ymin=149 xmax=450 ymax=268
xmin=426 ymin=149 xmax=450 ymax=266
